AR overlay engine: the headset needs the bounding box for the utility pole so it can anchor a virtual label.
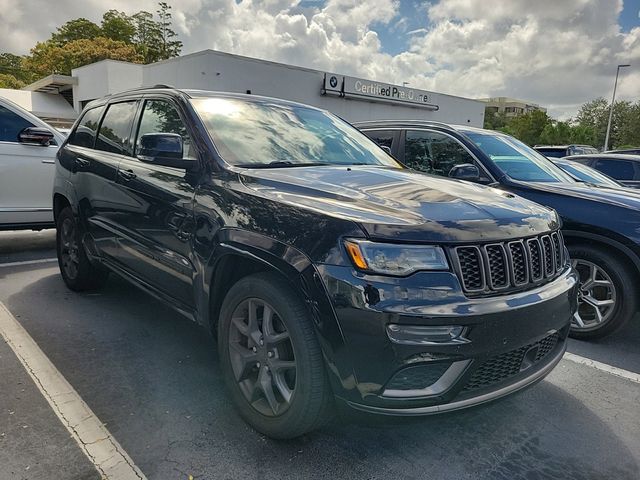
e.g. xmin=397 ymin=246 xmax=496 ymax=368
xmin=604 ymin=64 xmax=630 ymax=151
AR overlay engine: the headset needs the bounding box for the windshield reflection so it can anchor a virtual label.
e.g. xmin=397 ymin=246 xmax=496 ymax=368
xmin=464 ymin=130 xmax=574 ymax=183
xmin=191 ymin=97 xmax=400 ymax=168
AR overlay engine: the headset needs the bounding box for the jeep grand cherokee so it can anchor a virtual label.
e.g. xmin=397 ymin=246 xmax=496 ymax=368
xmin=53 ymin=88 xmax=578 ymax=439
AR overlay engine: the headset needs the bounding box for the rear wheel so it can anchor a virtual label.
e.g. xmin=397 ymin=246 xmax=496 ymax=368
xmin=56 ymin=207 xmax=108 ymax=291
xmin=568 ymin=244 xmax=636 ymax=339
xmin=218 ymin=272 xmax=332 ymax=439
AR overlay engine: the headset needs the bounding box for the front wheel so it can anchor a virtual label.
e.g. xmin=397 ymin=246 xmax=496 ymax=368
xmin=218 ymin=272 xmax=333 ymax=439
xmin=568 ymin=244 xmax=636 ymax=339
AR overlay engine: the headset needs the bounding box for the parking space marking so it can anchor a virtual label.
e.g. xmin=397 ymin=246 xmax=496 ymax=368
xmin=564 ymin=352 xmax=640 ymax=384
xmin=0 ymin=258 xmax=57 ymax=268
xmin=0 ymin=302 xmax=147 ymax=480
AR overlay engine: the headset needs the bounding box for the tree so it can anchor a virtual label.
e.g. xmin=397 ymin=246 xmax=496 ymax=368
xmin=50 ymin=18 xmax=102 ymax=45
xmin=156 ymin=2 xmax=183 ymax=59
xmin=23 ymin=37 xmax=143 ymax=77
xmin=0 ymin=73 xmax=25 ymax=89
xmin=101 ymin=10 xmax=136 ymax=44
xmin=0 ymin=53 xmax=33 ymax=83
xmin=483 ymin=110 xmax=508 ymax=130
xmin=132 ymin=11 xmax=163 ymax=63
xmin=501 ymin=110 xmax=551 ymax=146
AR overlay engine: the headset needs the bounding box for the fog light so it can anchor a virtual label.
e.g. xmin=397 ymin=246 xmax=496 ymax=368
xmin=386 ymin=324 xmax=469 ymax=345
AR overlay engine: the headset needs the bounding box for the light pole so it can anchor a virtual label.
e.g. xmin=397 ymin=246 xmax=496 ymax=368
xmin=604 ymin=64 xmax=630 ymax=151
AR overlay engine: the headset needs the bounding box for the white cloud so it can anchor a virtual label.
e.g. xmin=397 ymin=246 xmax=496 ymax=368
xmin=1 ymin=0 xmax=638 ymax=118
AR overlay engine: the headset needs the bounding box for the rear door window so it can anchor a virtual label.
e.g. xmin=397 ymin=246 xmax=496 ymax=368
xmin=68 ymin=106 xmax=104 ymax=148
xmin=362 ymin=130 xmax=395 ymax=149
xmin=594 ymin=158 xmax=635 ymax=180
xmin=0 ymin=104 xmax=34 ymax=142
xmin=95 ymin=101 xmax=138 ymax=156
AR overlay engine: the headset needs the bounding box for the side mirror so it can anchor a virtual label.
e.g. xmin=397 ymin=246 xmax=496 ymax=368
xmin=18 ymin=127 xmax=54 ymax=146
xmin=449 ymin=163 xmax=481 ymax=182
xmin=137 ymin=133 xmax=195 ymax=170
xmin=380 ymin=145 xmax=393 ymax=156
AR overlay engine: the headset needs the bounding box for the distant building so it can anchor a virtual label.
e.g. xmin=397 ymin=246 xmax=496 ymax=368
xmin=478 ymin=97 xmax=547 ymax=118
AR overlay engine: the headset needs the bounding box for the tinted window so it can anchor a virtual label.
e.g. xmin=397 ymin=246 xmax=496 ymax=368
xmin=135 ymin=100 xmax=194 ymax=159
xmin=535 ymin=147 xmax=567 ymax=158
xmin=466 ymin=131 xmax=573 ymax=183
xmin=68 ymin=106 xmax=104 ymax=148
xmin=95 ymin=101 xmax=137 ymax=155
xmin=594 ymin=159 xmax=635 ymax=180
xmin=363 ymin=130 xmax=394 ymax=149
xmin=0 ymin=104 xmax=34 ymax=142
xmin=404 ymin=130 xmax=480 ymax=177
xmin=555 ymin=161 xmax=620 ymax=187
xmin=191 ymin=98 xmax=399 ymax=168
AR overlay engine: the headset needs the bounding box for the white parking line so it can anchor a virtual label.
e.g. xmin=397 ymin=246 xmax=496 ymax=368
xmin=0 ymin=258 xmax=57 ymax=268
xmin=564 ymin=352 xmax=640 ymax=384
xmin=0 ymin=302 xmax=147 ymax=480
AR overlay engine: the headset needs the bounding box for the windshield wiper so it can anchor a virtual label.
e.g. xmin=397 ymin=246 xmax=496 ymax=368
xmin=236 ymin=161 xmax=331 ymax=169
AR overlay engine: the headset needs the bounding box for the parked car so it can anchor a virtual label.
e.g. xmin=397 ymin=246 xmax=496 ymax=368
xmin=357 ymin=120 xmax=640 ymax=339
xmin=0 ymin=96 xmax=64 ymax=230
xmin=606 ymin=148 xmax=640 ymax=155
xmin=54 ymin=88 xmax=577 ymax=439
xmin=563 ymin=153 xmax=640 ymax=189
xmin=551 ymin=158 xmax=622 ymax=188
xmin=534 ymin=144 xmax=598 ymax=158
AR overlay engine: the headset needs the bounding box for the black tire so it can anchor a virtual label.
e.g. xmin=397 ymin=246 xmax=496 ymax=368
xmin=568 ymin=244 xmax=637 ymax=340
xmin=56 ymin=206 xmax=108 ymax=291
xmin=218 ymin=272 xmax=333 ymax=439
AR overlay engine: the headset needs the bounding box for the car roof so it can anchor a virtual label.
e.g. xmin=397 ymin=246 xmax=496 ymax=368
xmin=83 ymin=86 xmax=324 ymax=112
xmin=565 ymin=153 xmax=640 ymax=161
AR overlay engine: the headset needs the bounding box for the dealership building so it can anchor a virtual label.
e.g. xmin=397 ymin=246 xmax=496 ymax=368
xmin=7 ymin=49 xmax=485 ymax=127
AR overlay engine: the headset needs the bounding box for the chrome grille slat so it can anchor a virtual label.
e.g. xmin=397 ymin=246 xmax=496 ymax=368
xmin=453 ymin=232 xmax=566 ymax=296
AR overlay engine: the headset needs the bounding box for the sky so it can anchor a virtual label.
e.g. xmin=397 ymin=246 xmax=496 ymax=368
xmin=1 ymin=0 xmax=638 ymax=119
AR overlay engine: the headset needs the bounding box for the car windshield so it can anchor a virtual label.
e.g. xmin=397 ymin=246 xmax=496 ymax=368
xmin=555 ymin=161 xmax=621 ymax=187
xmin=464 ymin=131 xmax=574 ymax=183
xmin=191 ymin=97 xmax=401 ymax=168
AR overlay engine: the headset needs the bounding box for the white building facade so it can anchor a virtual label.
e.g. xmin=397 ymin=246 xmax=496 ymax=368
xmin=70 ymin=50 xmax=485 ymax=126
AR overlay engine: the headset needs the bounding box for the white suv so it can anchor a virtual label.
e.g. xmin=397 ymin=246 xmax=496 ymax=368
xmin=0 ymin=96 xmax=65 ymax=230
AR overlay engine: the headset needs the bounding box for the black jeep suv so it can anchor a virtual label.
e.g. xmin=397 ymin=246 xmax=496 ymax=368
xmin=54 ymin=88 xmax=577 ymax=439
xmin=357 ymin=120 xmax=640 ymax=340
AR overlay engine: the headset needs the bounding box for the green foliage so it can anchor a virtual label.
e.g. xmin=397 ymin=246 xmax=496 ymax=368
xmin=483 ymin=98 xmax=640 ymax=150
xmin=101 ymin=10 xmax=137 ymax=44
xmin=23 ymin=37 xmax=142 ymax=77
xmin=51 ymin=18 xmax=102 ymax=45
xmin=0 ymin=2 xmax=182 ymax=84
xmin=0 ymin=73 xmax=25 ymax=89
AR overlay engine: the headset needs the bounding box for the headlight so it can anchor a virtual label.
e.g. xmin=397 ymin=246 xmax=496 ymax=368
xmin=344 ymin=239 xmax=449 ymax=276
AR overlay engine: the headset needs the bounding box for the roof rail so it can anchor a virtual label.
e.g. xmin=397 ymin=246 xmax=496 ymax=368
xmin=352 ymin=119 xmax=453 ymax=128
xmin=111 ymin=84 xmax=177 ymax=95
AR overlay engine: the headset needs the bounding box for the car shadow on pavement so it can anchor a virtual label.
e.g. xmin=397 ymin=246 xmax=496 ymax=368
xmin=6 ymin=272 xmax=639 ymax=480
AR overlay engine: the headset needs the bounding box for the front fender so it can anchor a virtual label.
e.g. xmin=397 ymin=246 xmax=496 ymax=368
xmin=199 ymin=228 xmax=356 ymax=397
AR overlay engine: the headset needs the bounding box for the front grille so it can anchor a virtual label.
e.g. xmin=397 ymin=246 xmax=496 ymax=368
xmin=385 ymin=362 xmax=451 ymax=391
xmin=462 ymin=332 xmax=559 ymax=393
xmin=453 ymin=232 xmax=565 ymax=295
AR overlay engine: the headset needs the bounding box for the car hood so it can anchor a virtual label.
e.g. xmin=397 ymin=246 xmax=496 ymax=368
xmin=239 ymin=166 xmax=559 ymax=242
xmin=518 ymin=181 xmax=640 ymax=210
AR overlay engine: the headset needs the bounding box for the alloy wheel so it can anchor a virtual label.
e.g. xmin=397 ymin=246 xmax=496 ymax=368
xmin=228 ymin=298 xmax=297 ymax=417
xmin=571 ymin=259 xmax=617 ymax=331
xmin=60 ymin=217 xmax=79 ymax=280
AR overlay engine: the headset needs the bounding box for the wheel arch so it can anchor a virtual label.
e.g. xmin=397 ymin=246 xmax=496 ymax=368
xmin=562 ymin=229 xmax=640 ymax=276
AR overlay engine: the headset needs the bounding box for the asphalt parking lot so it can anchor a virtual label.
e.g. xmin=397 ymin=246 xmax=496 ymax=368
xmin=0 ymin=230 xmax=639 ymax=480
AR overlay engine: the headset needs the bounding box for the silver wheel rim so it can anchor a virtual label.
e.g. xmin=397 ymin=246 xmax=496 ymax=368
xmin=60 ymin=217 xmax=79 ymax=280
xmin=228 ymin=298 xmax=296 ymax=417
xmin=571 ymin=259 xmax=617 ymax=331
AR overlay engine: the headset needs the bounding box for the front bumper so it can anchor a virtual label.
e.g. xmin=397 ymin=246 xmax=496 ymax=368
xmin=316 ymin=264 xmax=578 ymax=414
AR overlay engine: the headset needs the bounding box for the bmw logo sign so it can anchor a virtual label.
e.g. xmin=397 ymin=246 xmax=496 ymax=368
xmin=329 ymin=76 xmax=338 ymax=88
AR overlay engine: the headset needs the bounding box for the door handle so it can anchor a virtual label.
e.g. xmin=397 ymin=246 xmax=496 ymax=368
xmin=118 ymin=169 xmax=137 ymax=181
xmin=74 ymin=158 xmax=90 ymax=170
